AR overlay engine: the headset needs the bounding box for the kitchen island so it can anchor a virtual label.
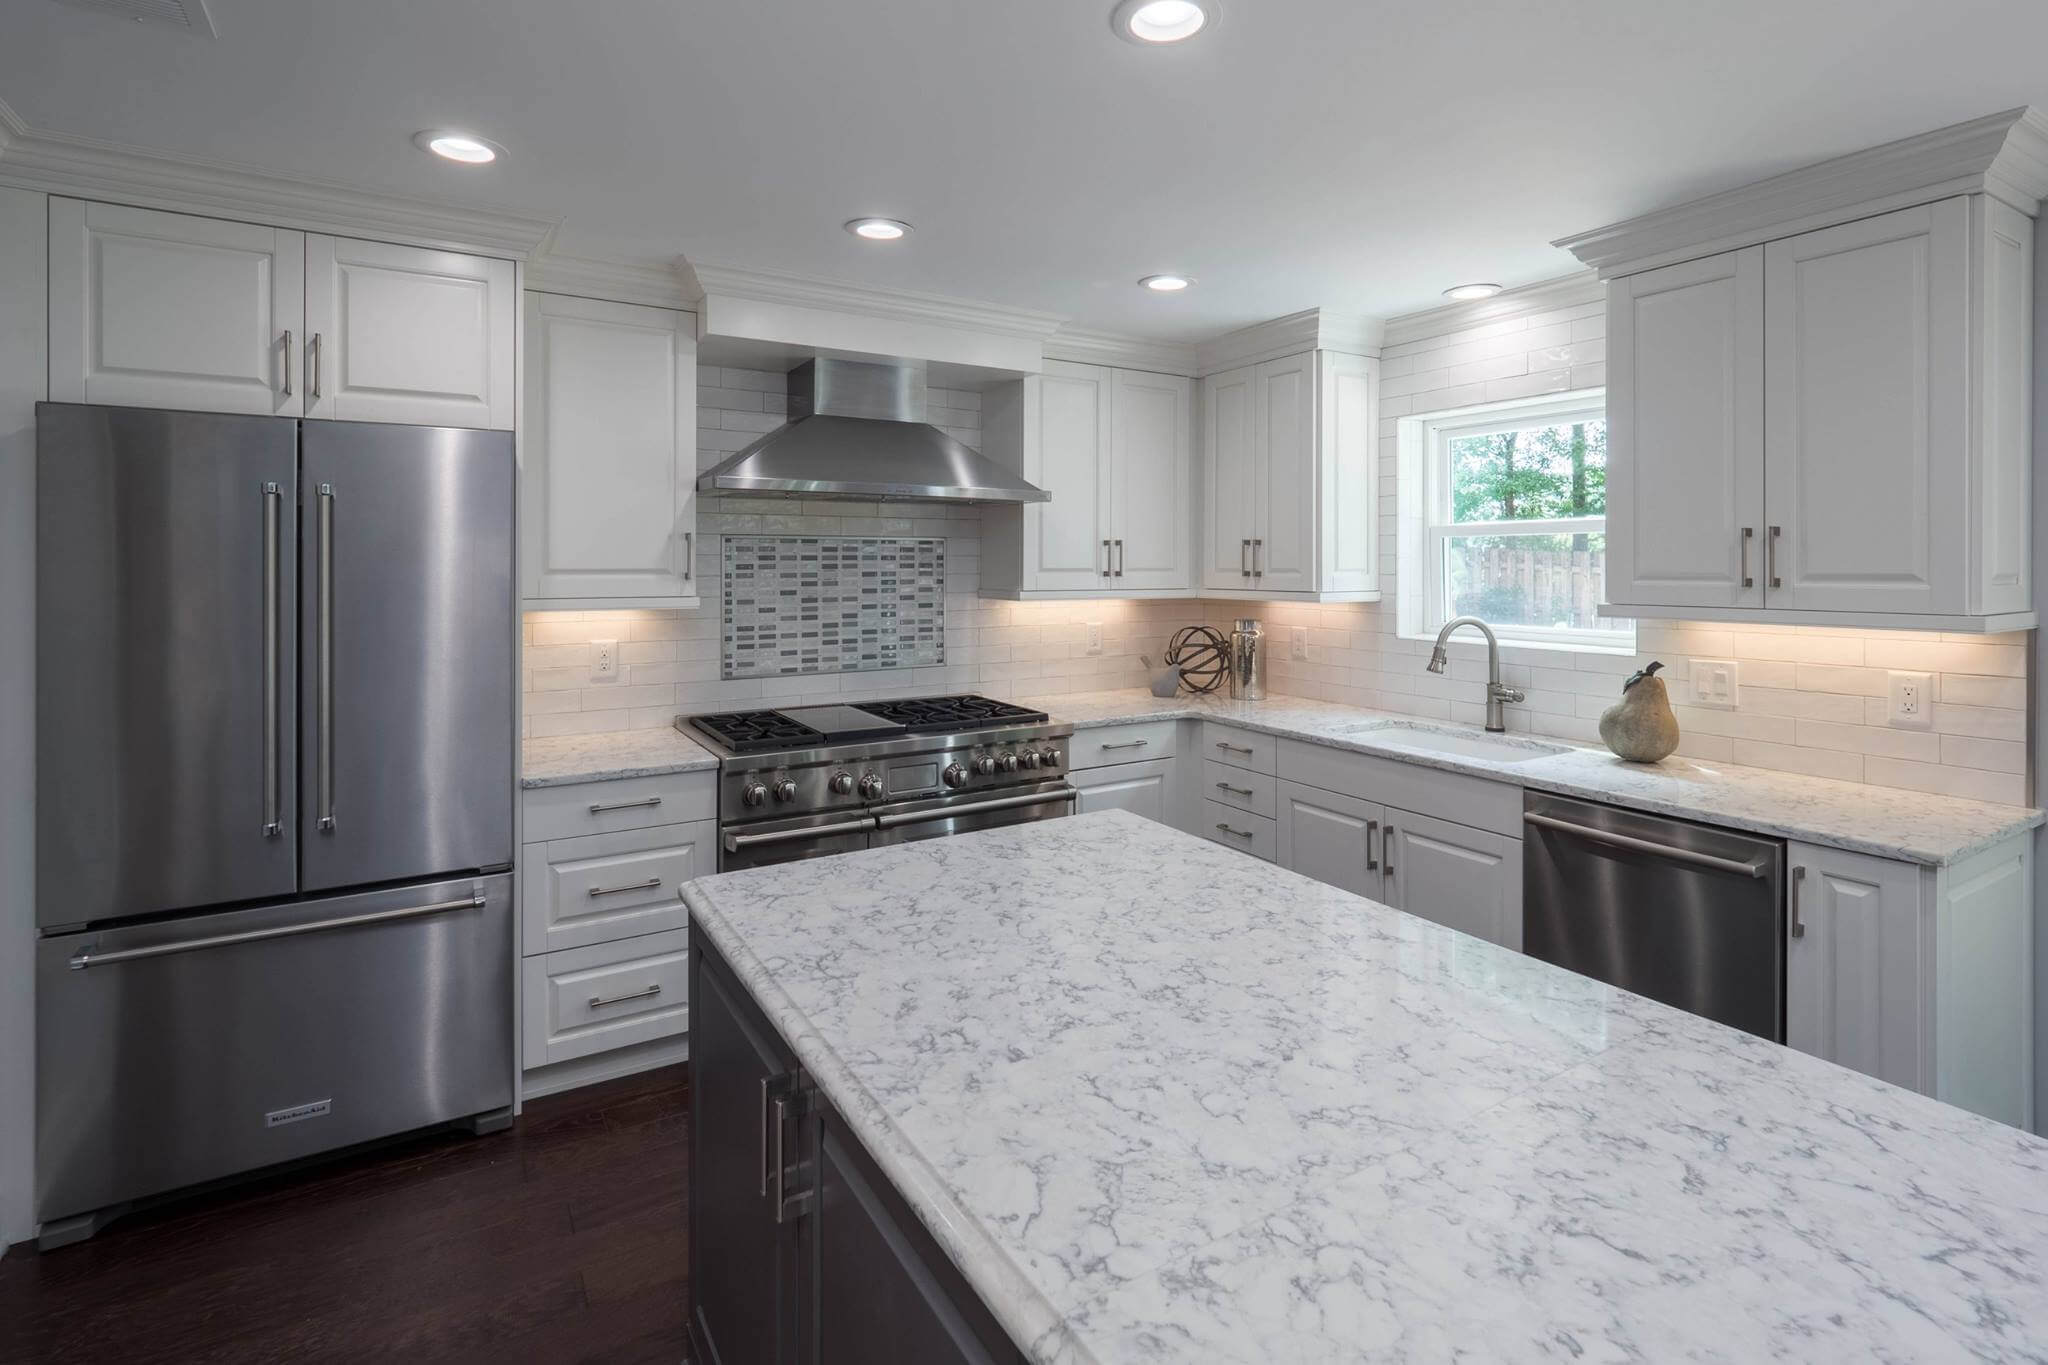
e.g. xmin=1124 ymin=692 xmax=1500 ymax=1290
xmin=682 ymin=809 xmax=2048 ymax=1363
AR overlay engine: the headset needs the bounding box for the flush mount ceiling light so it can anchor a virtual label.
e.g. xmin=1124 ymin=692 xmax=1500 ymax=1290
xmin=844 ymin=217 xmax=914 ymax=241
xmin=1443 ymin=282 xmax=1504 ymax=301
xmin=413 ymin=130 xmax=503 ymax=165
xmin=1139 ymin=273 xmax=1194 ymax=292
xmin=1111 ymin=0 xmax=1218 ymax=45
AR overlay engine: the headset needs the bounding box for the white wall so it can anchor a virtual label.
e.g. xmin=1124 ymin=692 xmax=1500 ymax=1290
xmin=2032 ymin=219 xmax=2047 ymax=1134
xmin=0 ymin=186 xmax=46 ymax=1245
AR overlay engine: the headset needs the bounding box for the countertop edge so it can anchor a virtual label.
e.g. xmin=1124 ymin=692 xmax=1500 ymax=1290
xmin=518 ymin=756 xmax=719 ymax=789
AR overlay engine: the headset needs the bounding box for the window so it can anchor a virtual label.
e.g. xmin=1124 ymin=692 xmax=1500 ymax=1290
xmin=1409 ymin=391 xmax=1630 ymax=649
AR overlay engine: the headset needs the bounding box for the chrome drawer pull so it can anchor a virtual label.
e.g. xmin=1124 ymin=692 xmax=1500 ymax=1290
xmin=1215 ymin=741 xmax=1254 ymax=754
xmin=1098 ymin=739 xmax=1150 ymax=751
xmin=588 ymin=796 xmax=662 ymax=814
xmin=1215 ymin=781 xmax=1254 ymax=797
xmin=1214 ymin=823 xmax=1255 ymax=840
xmin=587 ymin=877 xmax=662 ymax=899
xmin=587 ymin=983 xmax=661 ymax=1009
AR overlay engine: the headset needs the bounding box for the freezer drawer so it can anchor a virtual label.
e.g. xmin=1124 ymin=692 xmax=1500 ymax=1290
xmin=37 ymin=874 xmax=513 ymax=1225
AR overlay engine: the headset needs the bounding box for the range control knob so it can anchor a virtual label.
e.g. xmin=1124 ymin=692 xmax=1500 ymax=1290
xmin=996 ymin=752 xmax=1020 ymax=773
xmin=942 ymin=762 xmax=969 ymax=789
xmin=828 ymin=770 xmax=855 ymax=795
xmin=741 ymin=781 xmax=768 ymax=808
xmin=1040 ymin=747 xmax=1062 ymax=768
xmin=1020 ymin=749 xmax=1043 ymax=769
xmin=772 ymin=778 xmax=798 ymax=803
xmin=858 ymin=772 xmax=885 ymax=800
xmin=972 ymin=755 xmax=997 ymax=777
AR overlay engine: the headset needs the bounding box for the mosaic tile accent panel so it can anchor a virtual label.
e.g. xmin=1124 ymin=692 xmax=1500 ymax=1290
xmin=722 ymin=536 xmax=945 ymax=679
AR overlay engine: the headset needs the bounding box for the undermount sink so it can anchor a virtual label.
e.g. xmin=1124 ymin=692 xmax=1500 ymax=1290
xmin=1344 ymin=722 xmax=1567 ymax=763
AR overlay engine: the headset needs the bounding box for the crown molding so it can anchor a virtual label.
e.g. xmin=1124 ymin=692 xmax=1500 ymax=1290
xmin=0 ymin=97 xmax=555 ymax=259
xmin=1556 ymin=106 xmax=2048 ymax=278
xmin=1041 ymin=327 xmax=1199 ymax=375
xmin=1194 ymin=308 xmax=1384 ymax=375
xmin=688 ymin=263 xmax=1066 ymax=342
xmin=526 ymin=253 xmax=694 ymax=310
xmin=1382 ymin=271 xmax=1603 ymax=349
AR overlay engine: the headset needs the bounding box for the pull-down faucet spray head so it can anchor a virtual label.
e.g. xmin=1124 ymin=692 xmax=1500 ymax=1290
xmin=1426 ymin=645 xmax=1449 ymax=674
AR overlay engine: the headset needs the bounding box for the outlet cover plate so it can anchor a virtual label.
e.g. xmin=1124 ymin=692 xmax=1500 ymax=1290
xmin=1690 ymin=658 xmax=1739 ymax=710
xmin=1085 ymin=621 xmax=1102 ymax=656
xmin=1291 ymin=626 xmax=1309 ymax=660
xmin=591 ymin=639 xmax=618 ymax=683
xmin=1888 ymin=671 xmax=1934 ymax=729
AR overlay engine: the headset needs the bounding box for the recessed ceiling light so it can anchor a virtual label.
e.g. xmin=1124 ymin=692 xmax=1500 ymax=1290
xmin=845 ymin=217 xmax=913 ymax=241
xmin=1111 ymin=0 xmax=1218 ymax=45
xmin=1140 ymin=274 xmax=1194 ymax=292
xmin=413 ymin=130 xmax=503 ymax=165
xmin=1443 ymin=282 xmax=1504 ymax=301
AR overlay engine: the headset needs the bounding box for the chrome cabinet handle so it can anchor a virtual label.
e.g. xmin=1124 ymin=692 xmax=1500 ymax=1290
xmin=587 ymin=982 xmax=661 ymax=1008
xmin=309 ymin=332 xmax=322 ymax=400
xmin=1790 ymin=865 xmax=1807 ymax=939
xmin=1102 ymin=539 xmax=1112 ymax=577
xmin=1215 ymin=741 xmax=1254 ymax=755
xmin=280 ymin=331 xmax=293 ymax=398
xmin=683 ymin=530 xmax=694 ymax=581
xmin=1215 ymin=781 xmax=1254 ymax=797
xmin=588 ymin=795 xmax=662 ymax=814
xmin=1240 ymin=539 xmax=1250 ymax=577
xmin=759 ymin=1077 xmax=773 ymax=1197
xmin=1522 ymin=812 xmax=1769 ymax=878
xmin=1214 ymin=823 xmax=1255 ymax=840
xmin=1740 ymin=526 xmax=1754 ymax=589
xmin=315 ymin=483 xmax=336 ymax=834
xmin=1768 ymin=525 xmax=1782 ymax=589
xmin=68 ymin=890 xmax=484 ymax=969
xmin=771 ymin=1090 xmax=814 ymax=1223
xmin=1366 ymin=818 xmax=1379 ymax=871
xmin=1099 ymin=738 xmax=1150 ymax=750
xmin=586 ymin=877 xmax=662 ymax=899
xmin=261 ymin=481 xmax=283 ymax=838
xmin=1115 ymin=539 xmax=1125 ymax=577
xmin=1253 ymin=538 xmax=1263 ymax=578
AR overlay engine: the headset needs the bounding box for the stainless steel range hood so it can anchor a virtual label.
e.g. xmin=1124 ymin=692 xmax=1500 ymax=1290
xmin=696 ymin=357 xmax=1048 ymax=504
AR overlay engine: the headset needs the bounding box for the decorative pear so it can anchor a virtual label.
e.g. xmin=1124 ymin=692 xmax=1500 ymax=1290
xmin=1598 ymin=660 xmax=1680 ymax=763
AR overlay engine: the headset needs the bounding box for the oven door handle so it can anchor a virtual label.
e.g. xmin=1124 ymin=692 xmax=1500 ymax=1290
xmin=1522 ymin=811 xmax=1768 ymax=879
xmin=873 ymin=787 xmax=1077 ymax=830
xmin=723 ymin=816 xmax=878 ymax=852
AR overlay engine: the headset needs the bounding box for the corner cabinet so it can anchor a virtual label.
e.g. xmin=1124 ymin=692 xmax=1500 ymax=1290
xmin=1602 ymin=194 xmax=2034 ymax=631
xmin=979 ymin=361 xmax=1193 ymax=597
xmin=519 ymin=292 xmax=700 ymax=609
xmin=1201 ymin=350 xmax=1379 ymax=602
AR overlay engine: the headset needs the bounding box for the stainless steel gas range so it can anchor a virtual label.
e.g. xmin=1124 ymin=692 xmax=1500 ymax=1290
xmin=678 ymin=695 xmax=1076 ymax=869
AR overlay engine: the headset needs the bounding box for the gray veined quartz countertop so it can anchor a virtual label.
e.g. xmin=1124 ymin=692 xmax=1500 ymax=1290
xmin=1020 ymin=688 xmax=2044 ymax=866
xmin=519 ymin=726 xmax=718 ymax=788
xmin=682 ymin=810 xmax=2048 ymax=1365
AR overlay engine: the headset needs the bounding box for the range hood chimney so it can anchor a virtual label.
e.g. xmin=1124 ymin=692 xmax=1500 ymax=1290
xmin=696 ymin=357 xmax=1049 ymax=504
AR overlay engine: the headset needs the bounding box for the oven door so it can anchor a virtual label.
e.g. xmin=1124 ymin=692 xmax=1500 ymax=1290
xmin=719 ymin=811 xmax=875 ymax=872
xmin=870 ymin=780 xmax=1077 ymax=847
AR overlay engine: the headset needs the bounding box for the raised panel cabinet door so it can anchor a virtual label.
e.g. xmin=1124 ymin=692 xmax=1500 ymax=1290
xmin=1316 ymin=352 xmax=1379 ymax=596
xmin=1027 ymin=361 xmax=1113 ymax=589
xmin=1108 ymin=368 xmax=1192 ymax=590
xmin=1784 ymin=843 xmax=1925 ymax=1094
xmin=1276 ymin=781 xmax=1383 ymax=898
xmin=49 ymin=198 xmax=304 ymax=416
xmin=1202 ymin=364 xmax=1259 ymax=590
xmin=1382 ymin=808 xmax=1522 ymax=950
xmin=1071 ymin=759 xmax=1170 ymax=824
xmin=521 ymin=293 xmax=698 ymax=604
xmin=1253 ymin=352 xmax=1316 ymax=593
xmin=1763 ymin=199 xmax=1969 ymax=614
xmin=303 ymin=235 xmax=515 ymax=429
xmin=1605 ymin=247 xmax=1764 ymax=609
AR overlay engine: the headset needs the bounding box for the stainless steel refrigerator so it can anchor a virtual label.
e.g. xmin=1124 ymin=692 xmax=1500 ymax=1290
xmin=34 ymin=403 xmax=516 ymax=1248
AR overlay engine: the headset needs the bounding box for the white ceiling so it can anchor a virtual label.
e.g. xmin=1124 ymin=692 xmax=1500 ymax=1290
xmin=7 ymin=0 xmax=2048 ymax=340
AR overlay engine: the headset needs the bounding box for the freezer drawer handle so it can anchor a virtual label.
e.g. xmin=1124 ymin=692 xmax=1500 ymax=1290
xmin=587 ymin=983 xmax=661 ymax=1009
xmin=587 ymin=796 xmax=662 ymax=815
xmin=725 ymin=816 xmax=877 ymax=852
xmin=315 ymin=482 xmax=336 ymax=833
xmin=1522 ymin=812 xmax=1768 ymax=879
xmin=67 ymin=890 xmax=487 ymax=970
xmin=261 ymin=481 xmax=283 ymax=838
xmin=874 ymin=788 xmax=1077 ymax=829
xmin=586 ymin=877 xmax=662 ymax=899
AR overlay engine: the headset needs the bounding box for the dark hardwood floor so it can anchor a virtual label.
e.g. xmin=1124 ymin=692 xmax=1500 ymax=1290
xmin=0 ymin=1065 xmax=689 ymax=1365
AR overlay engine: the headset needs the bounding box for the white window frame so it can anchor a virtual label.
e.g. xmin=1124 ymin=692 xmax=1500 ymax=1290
xmin=1400 ymin=389 xmax=1631 ymax=652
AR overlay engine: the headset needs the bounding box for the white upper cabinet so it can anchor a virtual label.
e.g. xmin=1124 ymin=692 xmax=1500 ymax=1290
xmin=304 ymin=235 xmax=514 ymax=429
xmin=1201 ymin=350 xmax=1379 ymax=601
xmin=49 ymin=199 xmax=305 ymax=416
xmin=981 ymin=360 xmax=1192 ymax=597
xmin=521 ymin=293 xmax=698 ymax=607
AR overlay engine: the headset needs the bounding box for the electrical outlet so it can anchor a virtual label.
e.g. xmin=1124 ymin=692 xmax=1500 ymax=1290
xmin=1085 ymin=621 xmax=1102 ymax=655
xmin=1291 ymin=626 xmax=1309 ymax=660
xmin=591 ymin=639 xmax=618 ymax=683
xmin=1888 ymin=671 xmax=1933 ymax=729
xmin=1690 ymin=658 xmax=1739 ymax=710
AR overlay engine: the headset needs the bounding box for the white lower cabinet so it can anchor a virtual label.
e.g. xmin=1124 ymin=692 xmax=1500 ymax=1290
xmin=523 ymin=929 xmax=691 ymax=1069
xmin=1072 ymin=758 xmax=1173 ymax=823
xmin=1277 ymin=781 xmax=1382 ymax=897
xmin=1382 ymin=809 xmax=1523 ymax=952
xmin=1201 ymin=800 xmax=1276 ymax=862
xmin=520 ymin=819 xmax=715 ymax=955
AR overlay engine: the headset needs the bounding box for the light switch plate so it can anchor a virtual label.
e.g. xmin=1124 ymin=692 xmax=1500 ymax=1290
xmin=1887 ymin=671 xmax=1934 ymax=729
xmin=1291 ymin=626 xmax=1309 ymax=660
xmin=1085 ymin=621 xmax=1102 ymax=655
xmin=1690 ymin=658 xmax=1739 ymax=710
xmin=591 ymin=639 xmax=618 ymax=683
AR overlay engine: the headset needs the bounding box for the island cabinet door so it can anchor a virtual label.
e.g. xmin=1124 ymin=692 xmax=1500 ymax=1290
xmin=1382 ymin=809 xmax=1523 ymax=951
xmin=1276 ymin=781 xmax=1384 ymax=898
xmin=802 ymin=1095 xmax=1023 ymax=1365
xmin=690 ymin=938 xmax=804 ymax=1365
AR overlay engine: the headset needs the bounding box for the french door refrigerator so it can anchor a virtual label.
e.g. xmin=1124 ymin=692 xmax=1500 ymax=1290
xmin=34 ymin=403 xmax=516 ymax=1247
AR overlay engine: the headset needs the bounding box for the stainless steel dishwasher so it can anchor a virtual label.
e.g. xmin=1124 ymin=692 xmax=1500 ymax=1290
xmin=1522 ymin=793 xmax=1786 ymax=1040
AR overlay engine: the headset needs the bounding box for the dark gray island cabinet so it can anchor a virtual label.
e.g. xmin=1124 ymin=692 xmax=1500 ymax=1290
xmin=689 ymin=928 xmax=1029 ymax=1365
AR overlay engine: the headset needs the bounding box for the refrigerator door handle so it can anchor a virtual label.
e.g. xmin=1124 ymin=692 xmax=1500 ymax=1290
xmin=261 ymin=481 xmax=283 ymax=837
xmin=316 ymin=482 xmax=336 ymax=834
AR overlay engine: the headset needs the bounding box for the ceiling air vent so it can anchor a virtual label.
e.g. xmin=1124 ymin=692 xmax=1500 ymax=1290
xmin=54 ymin=0 xmax=216 ymax=36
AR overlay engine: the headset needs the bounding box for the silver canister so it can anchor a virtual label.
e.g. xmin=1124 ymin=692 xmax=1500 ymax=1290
xmin=1228 ymin=618 xmax=1266 ymax=700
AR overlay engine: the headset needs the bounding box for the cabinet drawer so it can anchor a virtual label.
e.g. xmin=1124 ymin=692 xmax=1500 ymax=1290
xmin=1203 ymin=759 xmax=1275 ymax=818
xmin=1278 ymin=737 xmax=1521 ymax=839
xmin=522 ymin=929 xmax=689 ymax=1069
xmin=1067 ymin=722 xmax=1178 ymax=769
xmin=521 ymin=772 xmax=717 ymax=843
xmin=520 ymin=820 xmax=714 ymax=956
xmin=1203 ymin=724 xmax=1277 ymax=774
xmin=1202 ymin=800 xmax=1276 ymax=862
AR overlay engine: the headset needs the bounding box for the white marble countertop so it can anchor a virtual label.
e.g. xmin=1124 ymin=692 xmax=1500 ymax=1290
xmin=682 ymin=810 xmax=2048 ymax=1364
xmin=1022 ymin=688 xmax=2043 ymax=866
xmin=519 ymin=726 xmax=717 ymax=788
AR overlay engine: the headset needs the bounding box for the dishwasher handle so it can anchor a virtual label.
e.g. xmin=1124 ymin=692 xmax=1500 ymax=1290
xmin=1522 ymin=811 xmax=1769 ymax=879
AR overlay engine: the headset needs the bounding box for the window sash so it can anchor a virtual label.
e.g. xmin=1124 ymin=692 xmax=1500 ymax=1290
xmin=1428 ymin=404 xmax=1608 ymax=527
xmin=1425 ymin=520 xmax=1620 ymax=649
